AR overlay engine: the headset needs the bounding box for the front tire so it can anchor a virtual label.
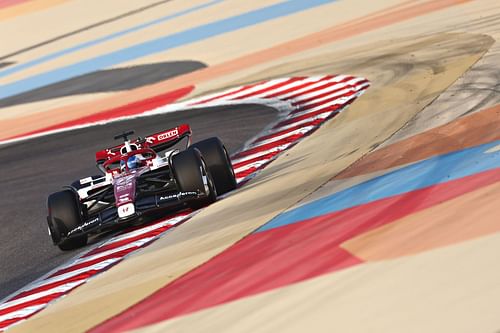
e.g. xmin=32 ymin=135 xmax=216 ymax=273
xmin=171 ymin=149 xmax=216 ymax=209
xmin=47 ymin=190 xmax=88 ymax=250
xmin=189 ymin=137 xmax=236 ymax=195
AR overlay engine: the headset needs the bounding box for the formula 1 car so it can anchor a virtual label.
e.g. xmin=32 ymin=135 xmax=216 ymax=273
xmin=46 ymin=124 xmax=236 ymax=250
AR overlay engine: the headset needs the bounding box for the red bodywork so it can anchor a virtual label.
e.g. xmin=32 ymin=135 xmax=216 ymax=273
xmin=95 ymin=124 xmax=191 ymax=170
xmin=94 ymin=124 xmax=191 ymax=212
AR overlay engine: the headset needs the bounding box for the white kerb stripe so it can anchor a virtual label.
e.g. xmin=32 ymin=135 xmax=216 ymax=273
xmin=69 ymin=238 xmax=155 ymax=267
xmin=236 ymin=76 xmax=328 ymax=100
xmin=233 ymin=158 xmax=275 ymax=174
xmin=101 ymin=214 xmax=188 ymax=245
xmin=275 ymin=75 xmax=348 ymax=100
xmin=295 ymin=85 xmax=365 ymax=109
xmin=23 ymin=258 xmax=120 ymax=292
xmin=0 ymin=304 xmax=46 ymax=323
xmin=246 ymin=126 xmax=315 ymax=150
xmin=206 ymin=78 xmax=294 ymax=102
xmin=0 ymin=280 xmax=85 ymax=311
xmin=187 ymin=84 xmax=257 ymax=105
xmin=291 ymin=77 xmax=366 ymax=104
xmin=231 ymin=144 xmax=291 ymax=165
xmin=288 ymin=93 xmax=359 ymax=120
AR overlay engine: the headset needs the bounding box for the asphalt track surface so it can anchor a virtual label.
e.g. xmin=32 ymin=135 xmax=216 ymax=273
xmin=0 ymin=62 xmax=14 ymax=69
xmin=0 ymin=104 xmax=278 ymax=300
xmin=0 ymin=60 xmax=206 ymax=108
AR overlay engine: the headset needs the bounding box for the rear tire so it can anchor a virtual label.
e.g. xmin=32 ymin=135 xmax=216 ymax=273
xmin=171 ymin=149 xmax=216 ymax=209
xmin=47 ymin=190 xmax=88 ymax=251
xmin=189 ymin=137 xmax=236 ymax=195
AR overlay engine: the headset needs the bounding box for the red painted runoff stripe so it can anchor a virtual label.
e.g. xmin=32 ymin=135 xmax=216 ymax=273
xmin=5 ymin=86 xmax=194 ymax=142
xmin=89 ymin=168 xmax=499 ymax=333
xmin=0 ymin=0 xmax=30 ymax=10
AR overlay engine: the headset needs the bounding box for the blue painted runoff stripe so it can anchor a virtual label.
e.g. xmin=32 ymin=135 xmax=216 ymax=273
xmin=257 ymin=140 xmax=500 ymax=233
xmin=0 ymin=0 xmax=335 ymax=99
xmin=0 ymin=0 xmax=224 ymax=80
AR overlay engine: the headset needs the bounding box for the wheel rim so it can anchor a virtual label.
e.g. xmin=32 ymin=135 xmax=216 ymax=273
xmin=200 ymin=158 xmax=216 ymax=197
xmin=200 ymin=165 xmax=210 ymax=194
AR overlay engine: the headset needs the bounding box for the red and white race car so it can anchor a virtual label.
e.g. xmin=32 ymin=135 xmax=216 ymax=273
xmin=46 ymin=124 xmax=236 ymax=250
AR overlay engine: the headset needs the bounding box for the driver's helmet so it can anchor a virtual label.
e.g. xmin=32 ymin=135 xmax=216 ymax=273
xmin=126 ymin=155 xmax=141 ymax=170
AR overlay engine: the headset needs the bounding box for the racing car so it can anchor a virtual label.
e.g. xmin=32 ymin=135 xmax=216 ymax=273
xmin=46 ymin=124 xmax=236 ymax=250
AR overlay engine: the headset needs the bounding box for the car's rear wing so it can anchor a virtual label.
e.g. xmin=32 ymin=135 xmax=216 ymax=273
xmin=95 ymin=124 xmax=192 ymax=164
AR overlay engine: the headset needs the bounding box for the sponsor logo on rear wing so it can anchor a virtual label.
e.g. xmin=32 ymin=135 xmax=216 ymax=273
xmin=95 ymin=124 xmax=191 ymax=163
xmin=146 ymin=128 xmax=179 ymax=144
xmin=145 ymin=124 xmax=191 ymax=145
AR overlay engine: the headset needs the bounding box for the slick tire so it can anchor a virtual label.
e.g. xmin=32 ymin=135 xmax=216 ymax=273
xmin=189 ymin=137 xmax=236 ymax=195
xmin=171 ymin=149 xmax=216 ymax=209
xmin=47 ymin=190 xmax=88 ymax=251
